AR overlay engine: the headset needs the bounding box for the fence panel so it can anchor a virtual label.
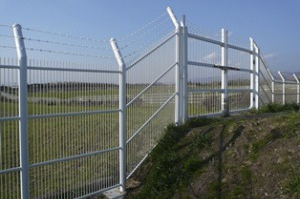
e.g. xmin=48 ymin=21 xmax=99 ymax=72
xmin=1 ymin=7 xmax=299 ymax=198
xmin=26 ymin=62 xmax=120 ymax=198
xmin=125 ymin=33 xmax=176 ymax=178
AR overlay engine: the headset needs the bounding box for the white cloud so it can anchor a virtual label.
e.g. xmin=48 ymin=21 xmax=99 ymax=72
xmin=228 ymin=31 xmax=234 ymax=37
xmin=203 ymin=52 xmax=216 ymax=61
xmin=263 ymin=53 xmax=276 ymax=59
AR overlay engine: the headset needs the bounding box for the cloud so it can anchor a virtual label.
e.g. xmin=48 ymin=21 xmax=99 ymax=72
xmin=263 ymin=53 xmax=276 ymax=59
xmin=228 ymin=31 xmax=234 ymax=37
xmin=203 ymin=52 xmax=216 ymax=61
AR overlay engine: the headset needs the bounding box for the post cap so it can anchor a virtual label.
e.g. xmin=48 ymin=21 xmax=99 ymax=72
xmin=12 ymin=23 xmax=21 ymax=29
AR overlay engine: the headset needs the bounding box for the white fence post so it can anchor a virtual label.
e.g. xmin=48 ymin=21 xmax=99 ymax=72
xmin=110 ymin=38 xmax=127 ymax=193
xmin=12 ymin=24 xmax=30 ymax=199
xmin=249 ymin=38 xmax=254 ymax=108
xmin=167 ymin=7 xmax=182 ymax=125
xmin=278 ymin=71 xmax=285 ymax=105
xmin=181 ymin=15 xmax=188 ymax=123
xmin=293 ymin=74 xmax=299 ymax=104
xmin=253 ymin=42 xmax=260 ymax=109
xmin=271 ymin=77 xmax=275 ymax=103
xmin=266 ymin=67 xmax=275 ymax=103
xmin=221 ymin=29 xmax=229 ymax=116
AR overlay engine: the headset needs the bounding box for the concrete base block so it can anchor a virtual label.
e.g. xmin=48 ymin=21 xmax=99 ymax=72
xmin=103 ymin=187 xmax=125 ymax=199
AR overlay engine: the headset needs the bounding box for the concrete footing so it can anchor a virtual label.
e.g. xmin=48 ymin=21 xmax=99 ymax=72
xmin=103 ymin=187 xmax=125 ymax=199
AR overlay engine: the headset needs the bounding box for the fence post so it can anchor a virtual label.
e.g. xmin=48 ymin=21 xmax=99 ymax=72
xmin=221 ymin=29 xmax=229 ymax=116
xmin=181 ymin=15 xmax=188 ymax=123
xmin=249 ymin=38 xmax=254 ymax=108
xmin=266 ymin=67 xmax=275 ymax=103
xmin=253 ymin=42 xmax=260 ymax=109
xmin=271 ymin=78 xmax=275 ymax=103
xmin=167 ymin=7 xmax=182 ymax=125
xmin=278 ymin=71 xmax=285 ymax=105
xmin=13 ymin=24 xmax=29 ymax=199
xmin=110 ymin=38 xmax=127 ymax=193
xmin=293 ymin=74 xmax=299 ymax=104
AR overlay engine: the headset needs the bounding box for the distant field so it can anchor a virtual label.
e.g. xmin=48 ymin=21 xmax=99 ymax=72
xmin=0 ymin=81 xmax=296 ymax=198
xmin=0 ymin=86 xmax=176 ymax=198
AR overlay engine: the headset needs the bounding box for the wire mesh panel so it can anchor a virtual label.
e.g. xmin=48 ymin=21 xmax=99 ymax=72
xmin=281 ymin=72 xmax=298 ymax=104
xmin=1 ymin=8 xmax=298 ymax=198
xmin=0 ymin=57 xmax=21 ymax=199
xmin=227 ymin=69 xmax=251 ymax=111
xmin=187 ymin=34 xmax=223 ymax=116
xmin=188 ymin=64 xmax=222 ymax=116
xmin=125 ymin=32 xmax=176 ymax=177
xmin=274 ymin=81 xmax=283 ymax=104
xmin=1 ymin=21 xmax=124 ymax=198
xmin=27 ymin=62 xmax=120 ymax=198
xmin=259 ymin=59 xmax=273 ymax=104
xmin=29 ymin=150 xmax=119 ymax=198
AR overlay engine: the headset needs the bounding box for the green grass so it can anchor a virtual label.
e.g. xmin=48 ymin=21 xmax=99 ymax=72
xmin=129 ymin=117 xmax=218 ymax=199
xmin=0 ymin=96 xmax=175 ymax=198
xmin=252 ymin=103 xmax=300 ymax=114
xmin=284 ymin=170 xmax=300 ymax=198
xmin=193 ymin=132 xmax=213 ymax=149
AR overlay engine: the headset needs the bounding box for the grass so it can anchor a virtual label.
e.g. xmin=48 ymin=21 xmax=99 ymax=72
xmin=284 ymin=173 xmax=300 ymax=198
xmin=1 ymin=83 xmax=299 ymax=198
xmin=252 ymin=103 xmax=300 ymax=114
xmin=193 ymin=132 xmax=213 ymax=149
xmin=0 ymin=96 xmax=176 ymax=198
xmin=128 ymin=117 xmax=218 ymax=199
xmin=127 ymin=104 xmax=300 ymax=199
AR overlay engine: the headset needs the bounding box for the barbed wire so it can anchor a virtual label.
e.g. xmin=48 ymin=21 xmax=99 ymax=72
xmin=22 ymin=27 xmax=109 ymax=43
xmin=119 ymin=12 xmax=167 ymax=42
xmin=23 ymin=37 xmax=110 ymax=51
xmin=0 ymin=34 xmax=111 ymax=51
xmin=0 ymin=45 xmax=113 ymax=59
xmin=25 ymin=47 xmax=114 ymax=59
xmin=0 ymin=45 xmax=16 ymax=49
xmin=0 ymin=34 xmax=14 ymax=38
xmin=0 ymin=24 xmax=11 ymax=28
xmin=123 ymin=26 xmax=174 ymax=59
xmin=120 ymin=17 xmax=172 ymax=50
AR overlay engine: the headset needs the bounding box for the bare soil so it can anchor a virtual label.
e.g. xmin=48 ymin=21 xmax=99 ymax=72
xmin=125 ymin=112 xmax=300 ymax=199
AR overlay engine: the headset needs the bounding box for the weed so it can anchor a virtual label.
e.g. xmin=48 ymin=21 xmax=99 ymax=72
xmin=249 ymin=139 xmax=268 ymax=160
xmin=240 ymin=166 xmax=253 ymax=185
xmin=253 ymin=103 xmax=300 ymax=114
xmin=193 ymin=133 xmax=213 ymax=149
xmin=284 ymin=174 xmax=300 ymax=197
xmin=184 ymin=158 xmax=202 ymax=173
xmin=130 ymin=117 xmax=216 ymax=199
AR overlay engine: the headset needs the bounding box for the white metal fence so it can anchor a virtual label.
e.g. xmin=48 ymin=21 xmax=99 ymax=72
xmin=0 ymin=7 xmax=299 ymax=199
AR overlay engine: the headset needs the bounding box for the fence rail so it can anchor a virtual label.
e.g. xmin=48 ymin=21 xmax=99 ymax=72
xmin=0 ymin=7 xmax=299 ymax=199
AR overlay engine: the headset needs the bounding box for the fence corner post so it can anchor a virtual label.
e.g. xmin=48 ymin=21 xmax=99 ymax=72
xmin=293 ymin=74 xmax=299 ymax=104
xmin=249 ymin=37 xmax=255 ymax=109
xmin=110 ymin=38 xmax=127 ymax=193
xmin=181 ymin=15 xmax=188 ymax=124
xmin=254 ymin=43 xmax=260 ymax=109
xmin=167 ymin=6 xmax=182 ymax=125
xmin=221 ymin=28 xmax=229 ymax=116
xmin=278 ymin=71 xmax=285 ymax=105
xmin=12 ymin=23 xmax=30 ymax=199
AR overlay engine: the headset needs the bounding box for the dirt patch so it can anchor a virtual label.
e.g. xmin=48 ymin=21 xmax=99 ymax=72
xmin=126 ymin=112 xmax=300 ymax=199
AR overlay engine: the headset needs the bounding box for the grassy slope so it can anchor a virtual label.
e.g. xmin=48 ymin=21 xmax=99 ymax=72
xmin=126 ymin=104 xmax=300 ymax=199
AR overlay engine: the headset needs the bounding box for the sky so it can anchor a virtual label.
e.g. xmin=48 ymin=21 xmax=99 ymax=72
xmin=1 ymin=0 xmax=300 ymax=72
